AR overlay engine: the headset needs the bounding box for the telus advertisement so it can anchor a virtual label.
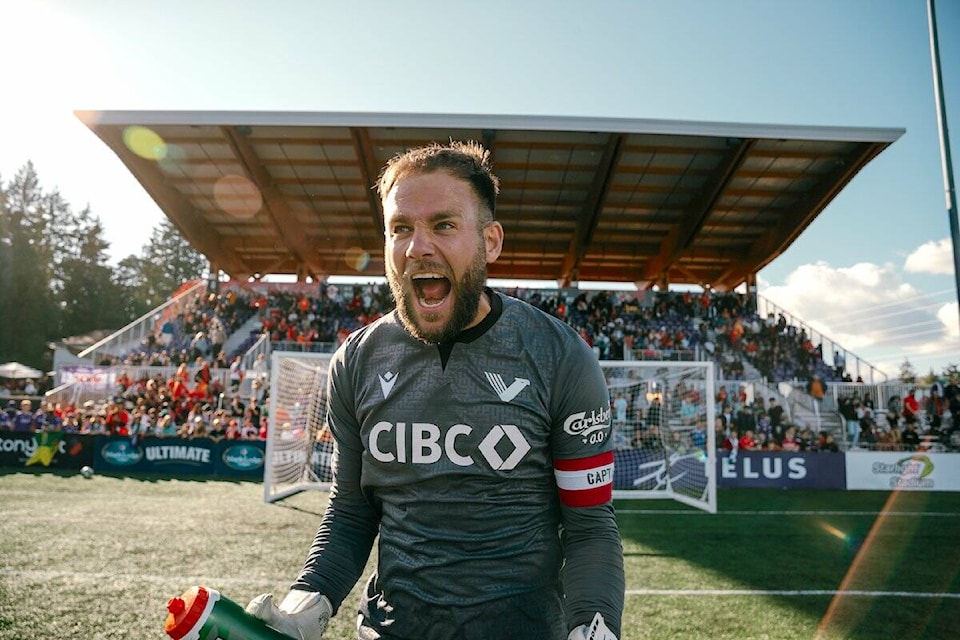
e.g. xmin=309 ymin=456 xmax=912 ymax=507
xmin=717 ymin=451 xmax=846 ymax=489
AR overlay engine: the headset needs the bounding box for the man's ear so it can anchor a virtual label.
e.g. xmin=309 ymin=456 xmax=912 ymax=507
xmin=484 ymin=221 xmax=504 ymax=264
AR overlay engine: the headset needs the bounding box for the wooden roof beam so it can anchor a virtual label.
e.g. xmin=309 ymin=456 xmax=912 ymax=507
xmin=558 ymin=134 xmax=625 ymax=286
xmin=222 ymin=126 xmax=326 ymax=278
xmin=640 ymin=138 xmax=754 ymax=281
xmin=350 ymin=126 xmax=386 ymax=234
xmin=714 ymin=141 xmax=886 ymax=289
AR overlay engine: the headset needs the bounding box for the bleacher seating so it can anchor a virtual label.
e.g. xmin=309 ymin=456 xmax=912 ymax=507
xmin=28 ymin=280 xmax=955 ymax=452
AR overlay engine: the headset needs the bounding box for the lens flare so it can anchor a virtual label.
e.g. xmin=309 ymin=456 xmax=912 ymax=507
xmin=157 ymin=143 xmax=188 ymax=175
xmin=344 ymin=246 xmax=371 ymax=271
xmin=214 ymin=174 xmax=262 ymax=218
xmin=816 ymin=520 xmax=849 ymax=543
xmin=122 ymin=126 xmax=167 ymax=161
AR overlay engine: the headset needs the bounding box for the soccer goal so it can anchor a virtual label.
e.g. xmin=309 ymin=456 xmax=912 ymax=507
xmin=604 ymin=360 xmax=717 ymax=513
xmin=264 ymin=351 xmax=333 ymax=502
xmin=266 ymin=352 xmax=716 ymax=512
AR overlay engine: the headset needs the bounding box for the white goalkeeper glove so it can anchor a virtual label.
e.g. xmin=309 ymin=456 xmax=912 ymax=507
xmin=246 ymin=589 xmax=332 ymax=640
xmin=568 ymin=612 xmax=618 ymax=640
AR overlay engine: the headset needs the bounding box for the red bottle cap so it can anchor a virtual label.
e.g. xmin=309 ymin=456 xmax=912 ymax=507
xmin=164 ymin=585 xmax=217 ymax=639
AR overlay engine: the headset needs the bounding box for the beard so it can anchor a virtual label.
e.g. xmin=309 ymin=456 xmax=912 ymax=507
xmin=388 ymin=245 xmax=488 ymax=345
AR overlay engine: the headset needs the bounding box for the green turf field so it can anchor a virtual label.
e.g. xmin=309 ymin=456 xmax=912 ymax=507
xmin=1 ymin=469 xmax=959 ymax=639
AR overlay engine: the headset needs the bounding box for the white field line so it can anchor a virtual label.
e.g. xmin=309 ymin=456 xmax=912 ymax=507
xmin=616 ymin=509 xmax=960 ymax=517
xmin=625 ymin=589 xmax=960 ymax=598
xmin=0 ymin=568 xmax=283 ymax=588
xmin=5 ymin=569 xmax=957 ymax=600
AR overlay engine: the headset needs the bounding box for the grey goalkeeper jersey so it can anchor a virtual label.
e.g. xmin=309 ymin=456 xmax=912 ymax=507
xmin=294 ymin=291 xmax=624 ymax=639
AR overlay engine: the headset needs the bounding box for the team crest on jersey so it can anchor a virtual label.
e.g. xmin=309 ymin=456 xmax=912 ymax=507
xmin=379 ymin=371 xmax=398 ymax=398
xmin=485 ymin=372 xmax=530 ymax=402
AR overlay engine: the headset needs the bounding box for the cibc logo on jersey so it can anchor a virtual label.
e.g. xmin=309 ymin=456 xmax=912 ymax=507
xmin=368 ymin=421 xmax=531 ymax=471
xmin=563 ymin=405 xmax=611 ymax=444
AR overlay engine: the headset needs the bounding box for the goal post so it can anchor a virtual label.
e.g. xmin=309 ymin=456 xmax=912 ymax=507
xmin=264 ymin=351 xmax=333 ymax=503
xmin=265 ymin=352 xmax=716 ymax=512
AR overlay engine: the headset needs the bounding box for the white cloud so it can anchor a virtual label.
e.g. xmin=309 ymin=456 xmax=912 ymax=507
xmin=760 ymin=260 xmax=959 ymax=378
xmin=937 ymin=302 xmax=960 ymax=339
xmin=904 ymin=238 xmax=956 ymax=275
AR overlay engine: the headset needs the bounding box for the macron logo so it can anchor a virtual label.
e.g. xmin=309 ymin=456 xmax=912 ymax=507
xmin=379 ymin=372 xmax=398 ymax=399
xmin=485 ymin=372 xmax=530 ymax=403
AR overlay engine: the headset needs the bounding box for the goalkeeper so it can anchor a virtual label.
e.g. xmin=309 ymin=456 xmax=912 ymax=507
xmin=248 ymin=141 xmax=625 ymax=639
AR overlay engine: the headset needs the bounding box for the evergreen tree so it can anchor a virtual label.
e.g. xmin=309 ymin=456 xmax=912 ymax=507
xmin=898 ymin=358 xmax=917 ymax=384
xmin=137 ymin=219 xmax=207 ymax=307
xmin=57 ymin=207 xmax=127 ymax=337
xmin=0 ymin=164 xmax=58 ymax=367
xmin=114 ymin=254 xmax=151 ymax=320
xmin=941 ymin=363 xmax=960 ymax=386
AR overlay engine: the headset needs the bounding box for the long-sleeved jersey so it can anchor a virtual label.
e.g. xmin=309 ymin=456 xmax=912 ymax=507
xmin=293 ymin=290 xmax=624 ymax=639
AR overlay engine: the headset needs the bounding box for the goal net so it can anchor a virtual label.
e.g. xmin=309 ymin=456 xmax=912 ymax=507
xmin=266 ymin=353 xmax=716 ymax=512
xmin=264 ymin=352 xmax=333 ymax=502
xmin=604 ymin=361 xmax=716 ymax=513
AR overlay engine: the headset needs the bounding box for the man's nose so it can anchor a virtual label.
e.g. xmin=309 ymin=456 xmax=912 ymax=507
xmin=404 ymin=226 xmax=435 ymax=259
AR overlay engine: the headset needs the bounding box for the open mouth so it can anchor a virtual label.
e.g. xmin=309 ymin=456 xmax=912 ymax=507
xmin=411 ymin=273 xmax=451 ymax=308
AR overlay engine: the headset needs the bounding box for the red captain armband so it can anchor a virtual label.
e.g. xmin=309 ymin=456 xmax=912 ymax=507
xmin=553 ymin=451 xmax=614 ymax=507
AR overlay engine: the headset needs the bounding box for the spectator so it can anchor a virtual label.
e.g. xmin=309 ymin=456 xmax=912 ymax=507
xmin=902 ymin=389 xmax=920 ymax=423
xmin=189 ymin=415 xmax=207 ymax=439
xmin=886 ymin=395 xmax=902 ymax=428
xmin=12 ymin=400 xmax=35 ymax=432
xmin=926 ymin=388 xmax=945 ymax=432
xmin=722 ymin=427 xmax=739 ymax=459
xmin=807 ymin=374 xmax=826 ymax=429
xmin=252 ymin=353 xmax=268 ymax=384
xmin=229 ymin=355 xmax=244 ymax=393
xmin=156 ymin=413 xmax=177 ymax=437
xmin=767 ymin=397 xmax=785 ymax=437
xmin=104 ymin=401 xmax=130 ymax=436
xmin=818 ymin=431 xmax=839 ymax=452
xmin=859 ymin=417 xmax=879 ymax=449
xmin=780 ymin=425 xmax=801 ymax=451
xmin=224 ymin=419 xmax=241 ymax=440
xmin=839 ymin=395 xmax=860 ymax=448
xmin=901 ymin=419 xmax=921 ymax=451
xmin=613 ymin=393 xmax=628 ymax=425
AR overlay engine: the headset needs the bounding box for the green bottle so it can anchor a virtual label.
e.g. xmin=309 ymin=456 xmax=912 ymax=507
xmin=165 ymin=585 xmax=293 ymax=640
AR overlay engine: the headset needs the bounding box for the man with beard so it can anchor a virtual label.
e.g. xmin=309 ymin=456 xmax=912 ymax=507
xmin=248 ymin=142 xmax=623 ymax=639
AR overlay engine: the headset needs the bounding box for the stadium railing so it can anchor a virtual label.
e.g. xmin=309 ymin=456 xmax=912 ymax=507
xmin=76 ymin=280 xmax=207 ymax=366
xmin=757 ymin=294 xmax=888 ymax=384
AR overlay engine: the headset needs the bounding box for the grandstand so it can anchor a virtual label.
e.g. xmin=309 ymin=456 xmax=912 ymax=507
xmin=46 ymin=111 xmax=916 ymax=449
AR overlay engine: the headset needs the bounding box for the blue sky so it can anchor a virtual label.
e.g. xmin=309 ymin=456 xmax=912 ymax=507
xmin=1 ymin=0 xmax=958 ymax=378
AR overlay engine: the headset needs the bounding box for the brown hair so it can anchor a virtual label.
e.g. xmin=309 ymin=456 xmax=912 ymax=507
xmin=376 ymin=141 xmax=500 ymax=224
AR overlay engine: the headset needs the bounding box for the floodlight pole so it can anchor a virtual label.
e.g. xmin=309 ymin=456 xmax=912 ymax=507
xmin=927 ymin=0 xmax=960 ymax=327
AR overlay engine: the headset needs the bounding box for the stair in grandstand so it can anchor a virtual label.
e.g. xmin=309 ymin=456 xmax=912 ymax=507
xmin=222 ymin=314 xmax=265 ymax=359
xmin=737 ymin=346 xmax=844 ymax=440
xmin=75 ymin=280 xmax=208 ymax=366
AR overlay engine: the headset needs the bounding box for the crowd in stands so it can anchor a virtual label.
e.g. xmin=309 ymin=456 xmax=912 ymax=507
xmin=4 ymin=282 xmax=955 ymax=456
xmin=605 ymin=378 xmax=842 ymax=456
xmin=0 ymin=366 xmax=267 ymax=439
xmin=1 ymin=360 xmax=270 ymax=441
xmin=837 ymin=382 xmax=960 ymax=452
xmin=0 ymin=375 xmax=53 ymax=400
xmin=74 ymin=283 xmax=849 ymax=389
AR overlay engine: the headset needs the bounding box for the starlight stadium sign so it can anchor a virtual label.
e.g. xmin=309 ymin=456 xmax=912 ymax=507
xmin=845 ymin=451 xmax=960 ymax=491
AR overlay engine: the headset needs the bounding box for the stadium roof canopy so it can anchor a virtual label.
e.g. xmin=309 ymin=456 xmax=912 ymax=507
xmin=76 ymin=110 xmax=903 ymax=291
